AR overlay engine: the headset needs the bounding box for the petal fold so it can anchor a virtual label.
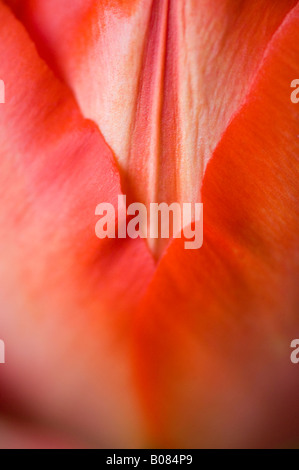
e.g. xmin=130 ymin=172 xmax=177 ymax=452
xmin=4 ymin=0 xmax=297 ymax=255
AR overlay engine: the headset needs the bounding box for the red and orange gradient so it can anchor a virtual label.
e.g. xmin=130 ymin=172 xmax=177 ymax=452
xmin=0 ymin=0 xmax=298 ymax=448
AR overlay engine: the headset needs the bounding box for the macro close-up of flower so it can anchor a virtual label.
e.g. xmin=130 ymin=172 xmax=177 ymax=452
xmin=0 ymin=0 xmax=298 ymax=450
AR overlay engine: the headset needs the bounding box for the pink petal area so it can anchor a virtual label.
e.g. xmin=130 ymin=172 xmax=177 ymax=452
xmin=134 ymin=4 xmax=299 ymax=448
xmin=0 ymin=2 xmax=154 ymax=447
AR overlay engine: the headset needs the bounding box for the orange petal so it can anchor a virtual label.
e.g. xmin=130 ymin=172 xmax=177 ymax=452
xmin=4 ymin=0 xmax=297 ymax=256
xmin=0 ymin=2 xmax=154 ymax=447
xmin=134 ymin=4 xmax=299 ymax=448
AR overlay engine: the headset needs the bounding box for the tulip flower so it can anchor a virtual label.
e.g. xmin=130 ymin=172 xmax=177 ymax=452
xmin=0 ymin=0 xmax=298 ymax=449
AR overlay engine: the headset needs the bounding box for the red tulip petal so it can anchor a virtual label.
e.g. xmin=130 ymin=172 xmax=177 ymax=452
xmin=134 ymin=4 xmax=299 ymax=448
xmin=0 ymin=2 xmax=154 ymax=447
xmin=4 ymin=0 xmax=297 ymax=256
